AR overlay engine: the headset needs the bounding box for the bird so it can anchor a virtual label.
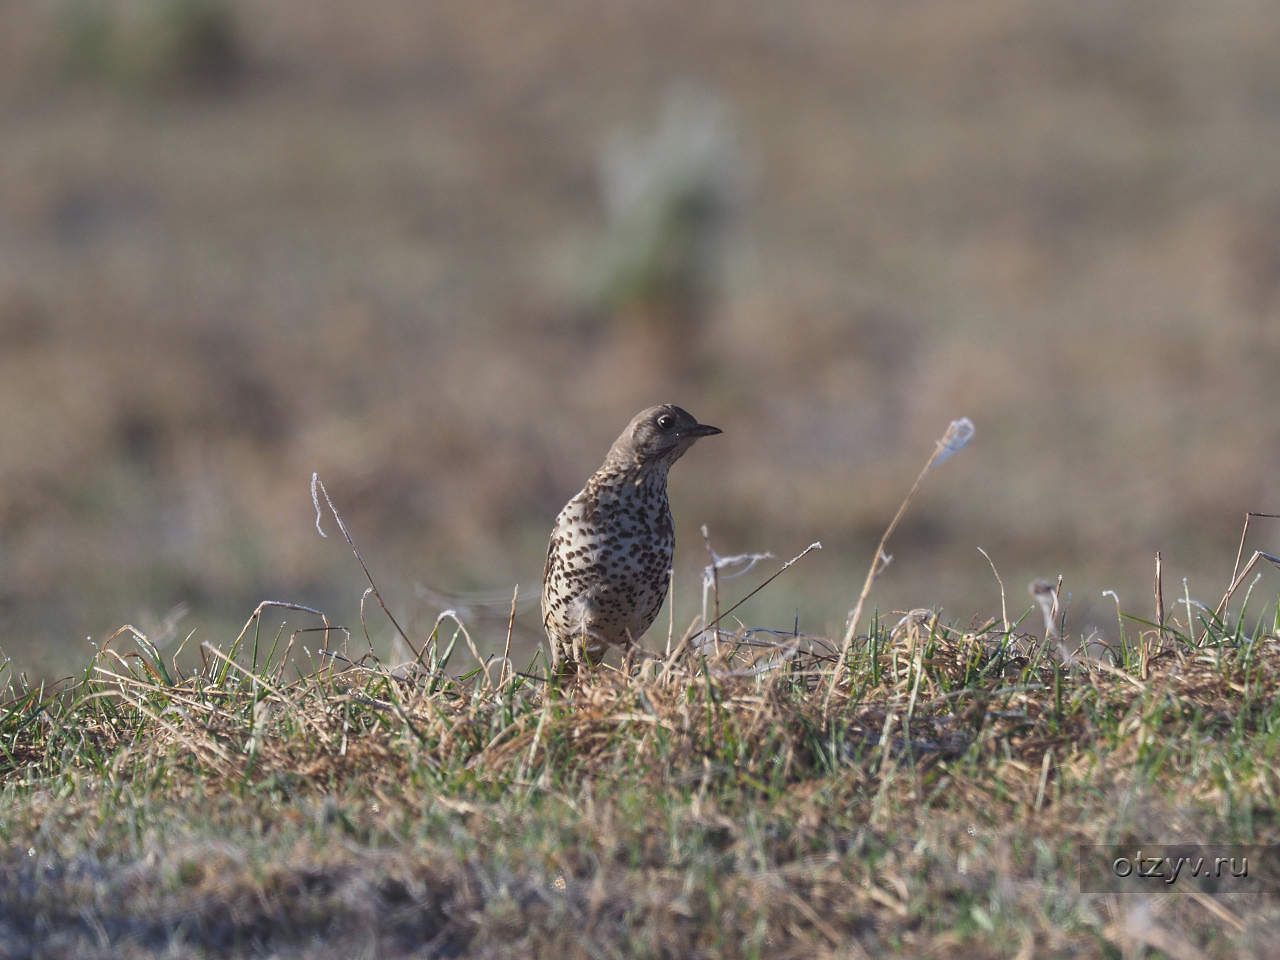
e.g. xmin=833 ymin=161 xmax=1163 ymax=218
xmin=542 ymin=404 xmax=721 ymax=674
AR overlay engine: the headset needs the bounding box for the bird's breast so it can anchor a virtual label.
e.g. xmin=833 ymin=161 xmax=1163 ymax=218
xmin=552 ymin=481 xmax=674 ymax=573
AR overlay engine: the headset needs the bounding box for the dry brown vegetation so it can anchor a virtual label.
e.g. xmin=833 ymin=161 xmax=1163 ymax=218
xmin=4 ymin=516 xmax=1280 ymax=956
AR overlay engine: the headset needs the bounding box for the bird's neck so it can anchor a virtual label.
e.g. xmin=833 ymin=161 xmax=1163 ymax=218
xmin=589 ymin=462 xmax=670 ymax=495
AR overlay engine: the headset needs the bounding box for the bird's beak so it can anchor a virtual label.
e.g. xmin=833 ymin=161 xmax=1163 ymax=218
xmin=683 ymin=423 xmax=722 ymax=438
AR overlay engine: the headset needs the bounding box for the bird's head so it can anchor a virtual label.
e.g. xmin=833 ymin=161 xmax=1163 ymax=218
xmin=602 ymin=404 xmax=721 ymax=477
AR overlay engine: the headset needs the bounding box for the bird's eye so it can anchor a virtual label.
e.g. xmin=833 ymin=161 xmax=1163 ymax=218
xmin=656 ymin=414 xmax=675 ymax=430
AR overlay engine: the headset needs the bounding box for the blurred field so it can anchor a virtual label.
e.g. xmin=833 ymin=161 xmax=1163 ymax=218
xmin=3 ymin=0 xmax=1280 ymax=677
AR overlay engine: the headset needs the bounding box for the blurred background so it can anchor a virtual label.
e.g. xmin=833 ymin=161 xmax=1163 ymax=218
xmin=3 ymin=1 xmax=1280 ymax=677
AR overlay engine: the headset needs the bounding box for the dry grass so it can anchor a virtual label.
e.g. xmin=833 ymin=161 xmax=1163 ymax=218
xmin=4 ymin=547 xmax=1279 ymax=957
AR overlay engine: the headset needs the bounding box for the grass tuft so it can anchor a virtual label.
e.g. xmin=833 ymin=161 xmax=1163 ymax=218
xmin=3 ymin=575 xmax=1279 ymax=956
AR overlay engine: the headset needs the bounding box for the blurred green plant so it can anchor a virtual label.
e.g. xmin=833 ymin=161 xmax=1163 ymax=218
xmin=59 ymin=0 xmax=240 ymax=91
xmin=587 ymin=87 xmax=743 ymax=342
xmin=59 ymin=0 xmax=114 ymax=79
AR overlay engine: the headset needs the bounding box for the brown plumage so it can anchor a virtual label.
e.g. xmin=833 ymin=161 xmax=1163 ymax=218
xmin=541 ymin=404 xmax=721 ymax=673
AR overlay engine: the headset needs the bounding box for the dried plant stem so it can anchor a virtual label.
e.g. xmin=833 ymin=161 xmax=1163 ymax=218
xmin=312 ymin=473 xmax=420 ymax=659
xmin=1215 ymin=512 xmax=1280 ymax=619
xmin=501 ymin=584 xmax=519 ymax=687
xmin=230 ymin=601 xmax=332 ymax=658
xmin=1149 ymin=551 xmax=1163 ymax=678
xmin=430 ymin=608 xmax=491 ymax=689
xmin=665 ymin=567 xmax=676 ymax=656
xmin=977 ymin=547 xmax=1009 ymax=634
xmin=701 ymin=525 xmax=722 ymax=657
xmin=665 ymin=541 xmax=822 ymax=668
xmin=1217 ymin=549 xmax=1280 ymax=623
xmin=828 ymin=420 xmax=973 ymax=700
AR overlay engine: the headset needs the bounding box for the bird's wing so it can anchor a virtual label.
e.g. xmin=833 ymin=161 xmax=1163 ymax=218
xmin=540 ymin=534 xmax=557 ymax=631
